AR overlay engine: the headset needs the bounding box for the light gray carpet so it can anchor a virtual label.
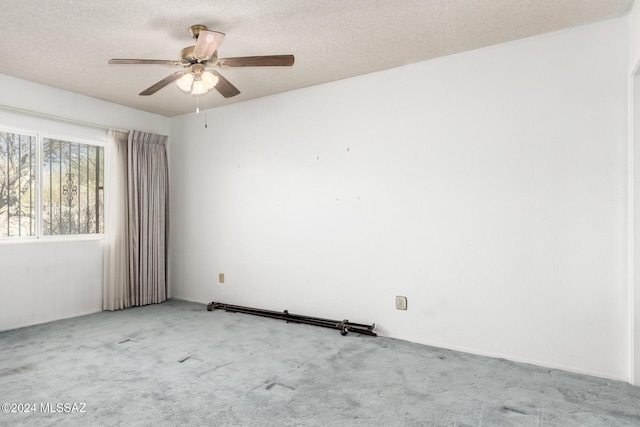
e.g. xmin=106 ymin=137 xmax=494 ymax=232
xmin=1 ymin=299 xmax=639 ymax=426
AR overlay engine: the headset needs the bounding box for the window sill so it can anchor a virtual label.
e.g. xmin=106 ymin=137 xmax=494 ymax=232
xmin=0 ymin=235 xmax=105 ymax=245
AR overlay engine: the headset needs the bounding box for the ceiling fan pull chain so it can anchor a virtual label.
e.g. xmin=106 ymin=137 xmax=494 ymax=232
xmin=205 ymin=95 xmax=208 ymax=128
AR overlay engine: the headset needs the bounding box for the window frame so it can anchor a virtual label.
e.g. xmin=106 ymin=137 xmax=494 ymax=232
xmin=0 ymin=126 xmax=106 ymax=243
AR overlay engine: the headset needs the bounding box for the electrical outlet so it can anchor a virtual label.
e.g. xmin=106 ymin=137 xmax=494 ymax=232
xmin=396 ymin=296 xmax=407 ymax=310
xmin=219 ymin=273 xmax=225 ymax=284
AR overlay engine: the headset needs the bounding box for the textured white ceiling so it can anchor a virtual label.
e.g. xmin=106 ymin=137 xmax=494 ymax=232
xmin=0 ymin=0 xmax=634 ymax=117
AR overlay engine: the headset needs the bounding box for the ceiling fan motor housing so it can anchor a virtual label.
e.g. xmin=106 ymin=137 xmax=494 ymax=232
xmin=190 ymin=63 xmax=205 ymax=76
xmin=189 ymin=24 xmax=208 ymax=39
xmin=180 ymin=46 xmax=218 ymax=64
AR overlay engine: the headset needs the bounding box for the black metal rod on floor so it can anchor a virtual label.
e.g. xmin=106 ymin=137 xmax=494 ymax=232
xmin=207 ymin=301 xmax=377 ymax=337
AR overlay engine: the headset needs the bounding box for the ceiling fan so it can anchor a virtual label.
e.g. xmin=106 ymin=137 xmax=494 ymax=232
xmin=108 ymin=24 xmax=295 ymax=98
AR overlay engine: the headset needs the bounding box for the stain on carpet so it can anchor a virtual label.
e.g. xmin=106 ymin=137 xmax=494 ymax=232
xmin=266 ymin=382 xmax=296 ymax=391
xmin=0 ymin=364 xmax=35 ymax=377
xmin=178 ymin=356 xmax=202 ymax=364
xmin=501 ymin=406 xmax=528 ymax=416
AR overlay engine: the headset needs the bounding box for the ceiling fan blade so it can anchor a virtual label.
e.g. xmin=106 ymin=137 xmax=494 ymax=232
xmin=217 ymin=55 xmax=295 ymax=68
xmin=211 ymin=70 xmax=240 ymax=98
xmin=193 ymin=30 xmax=225 ymax=61
xmin=109 ymin=59 xmax=182 ymax=66
xmin=139 ymin=71 xmax=187 ymax=96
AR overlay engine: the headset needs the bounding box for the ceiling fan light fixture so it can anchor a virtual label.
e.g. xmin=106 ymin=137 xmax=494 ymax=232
xmin=202 ymin=71 xmax=218 ymax=89
xmin=191 ymin=79 xmax=207 ymax=95
xmin=177 ymin=73 xmax=194 ymax=92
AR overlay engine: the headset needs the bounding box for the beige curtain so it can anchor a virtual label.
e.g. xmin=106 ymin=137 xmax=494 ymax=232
xmin=103 ymin=130 xmax=131 ymax=310
xmin=128 ymin=130 xmax=169 ymax=306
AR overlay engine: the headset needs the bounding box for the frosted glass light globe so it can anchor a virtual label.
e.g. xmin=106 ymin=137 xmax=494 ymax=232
xmin=191 ymin=80 xmax=207 ymax=95
xmin=202 ymin=71 xmax=219 ymax=90
xmin=176 ymin=73 xmax=194 ymax=92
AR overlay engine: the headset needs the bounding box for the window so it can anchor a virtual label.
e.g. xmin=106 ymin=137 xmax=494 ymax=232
xmin=42 ymin=138 xmax=104 ymax=235
xmin=0 ymin=132 xmax=36 ymax=237
xmin=0 ymin=130 xmax=104 ymax=239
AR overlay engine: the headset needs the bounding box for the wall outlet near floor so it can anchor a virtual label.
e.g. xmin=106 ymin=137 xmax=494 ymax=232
xmin=218 ymin=273 xmax=225 ymax=284
xmin=396 ymin=296 xmax=407 ymax=310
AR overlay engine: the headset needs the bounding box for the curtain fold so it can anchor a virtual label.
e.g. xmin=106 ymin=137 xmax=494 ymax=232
xmin=103 ymin=130 xmax=131 ymax=311
xmin=128 ymin=130 xmax=169 ymax=306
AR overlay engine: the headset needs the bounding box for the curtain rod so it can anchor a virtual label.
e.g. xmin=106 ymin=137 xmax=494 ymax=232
xmin=0 ymin=104 xmax=128 ymax=133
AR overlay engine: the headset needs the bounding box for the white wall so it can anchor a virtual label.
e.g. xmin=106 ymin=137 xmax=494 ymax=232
xmin=630 ymin=4 xmax=640 ymax=73
xmin=0 ymin=74 xmax=170 ymax=331
xmin=170 ymin=17 xmax=629 ymax=380
xmin=0 ymin=240 xmax=104 ymax=330
xmin=632 ymin=70 xmax=640 ymax=385
xmin=628 ymin=2 xmax=640 ymax=385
